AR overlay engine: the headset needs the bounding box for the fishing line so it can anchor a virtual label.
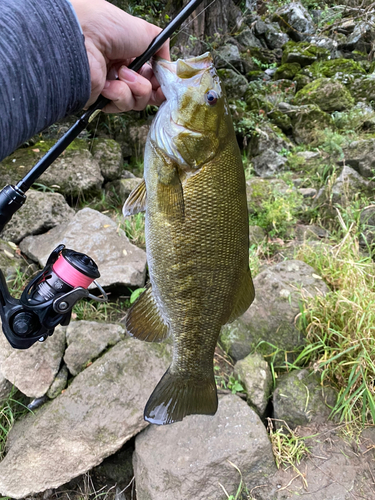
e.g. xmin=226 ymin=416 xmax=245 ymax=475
xmin=170 ymin=0 xmax=218 ymax=42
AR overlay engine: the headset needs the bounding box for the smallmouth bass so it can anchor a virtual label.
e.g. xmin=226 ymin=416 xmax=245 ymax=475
xmin=123 ymin=52 xmax=254 ymax=425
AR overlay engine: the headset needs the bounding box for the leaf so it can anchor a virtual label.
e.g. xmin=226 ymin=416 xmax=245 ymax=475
xmin=130 ymin=288 xmax=146 ymax=304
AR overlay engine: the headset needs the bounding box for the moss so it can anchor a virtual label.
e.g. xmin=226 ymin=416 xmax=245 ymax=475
xmin=273 ymin=62 xmax=301 ymax=80
xmin=246 ymin=47 xmax=279 ymax=65
xmin=247 ymin=70 xmax=266 ymax=81
xmin=308 ymin=58 xmax=366 ymax=81
xmin=294 ymin=73 xmax=311 ymax=91
xmin=281 ymin=41 xmax=330 ymax=67
xmin=293 ymin=78 xmax=354 ymax=113
xmin=290 ymin=104 xmax=335 ymax=144
xmin=348 ymin=75 xmax=375 ymax=103
xmin=268 ymin=110 xmax=292 ymax=132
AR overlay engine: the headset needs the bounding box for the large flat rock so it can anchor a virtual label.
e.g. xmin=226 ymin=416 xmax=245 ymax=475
xmin=19 ymin=207 xmax=147 ymax=289
xmin=133 ymin=394 xmax=276 ymax=500
xmin=0 ymin=323 xmax=66 ymax=398
xmin=0 ymin=339 xmax=171 ymax=498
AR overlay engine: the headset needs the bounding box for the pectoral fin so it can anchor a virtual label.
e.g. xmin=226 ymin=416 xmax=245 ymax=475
xmin=226 ymin=268 xmax=255 ymax=324
xmin=122 ymin=179 xmax=147 ymax=216
xmin=154 ymin=146 xmax=185 ymax=220
xmin=126 ymin=285 xmax=169 ymax=342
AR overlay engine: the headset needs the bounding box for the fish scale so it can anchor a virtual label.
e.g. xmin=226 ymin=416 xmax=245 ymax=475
xmin=123 ymin=52 xmax=255 ymax=425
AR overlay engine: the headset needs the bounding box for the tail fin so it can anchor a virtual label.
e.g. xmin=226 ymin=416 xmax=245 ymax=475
xmin=144 ymin=368 xmax=218 ymax=425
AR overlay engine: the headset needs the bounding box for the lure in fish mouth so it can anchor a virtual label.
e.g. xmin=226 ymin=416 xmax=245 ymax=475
xmin=123 ymin=52 xmax=255 ymax=425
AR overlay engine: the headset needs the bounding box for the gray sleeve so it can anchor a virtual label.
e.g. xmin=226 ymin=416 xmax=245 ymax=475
xmin=0 ymin=0 xmax=91 ymax=161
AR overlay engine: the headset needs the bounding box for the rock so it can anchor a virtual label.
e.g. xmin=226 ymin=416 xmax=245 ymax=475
xmin=93 ymin=444 xmax=134 ymax=488
xmin=308 ymin=58 xmax=366 ymax=81
xmin=64 ymin=321 xmax=125 ymax=376
xmin=343 ymin=20 xmax=375 ymax=53
xmin=348 ymin=75 xmax=375 ymax=103
xmin=298 ymin=187 xmax=317 ymax=198
xmin=220 ymin=260 xmax=329 ymax=363
xmin=0 ymin=323 xmax=66 ymax=398
xmin=91 ymin=138 xmax=123 ymax=182
xmin=249 ymin=225 xmax=267 ymax=244
xmin=0 ymin=239 xmax=31 ymax=282
xmin=274 ymin=3 xmax=315 ymax=41
xmin=286 ymin=104 xmax=334 ymax=145
xmin=19 ymin=208 xmax=147 ymax=290
xmin=0 ymin=140 xmax=104 ymax=197
xmin=214 ymin=44 xmax=243 ymax=72
xmin=340 ymin=138 xmax=375 ymax=178
xmin=0 ymin=339 xmax=171 ymax=498
xmin=123 ymin=122 xmax=151 ymax=160
xmin=273 ymin=369 xmax=337 ymax=429
xmin=293 ymin=78 xmax=354 ymax=113
xmin=359 ymin=205 xmax=375 ymax=247
xmin=273 ymin=62 xmax=301 ymax=80
xmin=314 ymin=166 xmax=375 ymax=210
xmin=217 ymin=69 xmax=248 ymax=99
xmin=248 ymin=123 xmax=291 ymax=158
xmin=233 ymin=353 xmax=272 ymax=417
xmin=264 ymin=22 xmax=290 ymax=50
xmin=46 ymin=364 xmax=68 ymax=399
xmin=294 ymin=224 xmax=329 ymax=241
xmin=133 ymin=394 xmax=276 ymax=500
xmin=234 ymin=27 xmax=263 ymax=50
xmin=104 ymin=177 xmax=143 ymax=201
xmin=252 ymin=149 xmax=287 ymax=178
xmin=0 ymin=370 xmax=13 ymax=402
xmin=333 ymin=102 xmax=375 ymax=132
xmin=0 ymin=190 xmax=75 ymax=244
xmin=246 ymin=178 xmax=289 ymax=214
xmin=281 ymin=41 xmax=329 ymax=67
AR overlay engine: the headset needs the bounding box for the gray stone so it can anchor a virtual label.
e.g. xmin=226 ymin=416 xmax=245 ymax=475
xmin=233 ymin=353 xmax=272 ymax=417
xmin=19 ymin=208 xmax=147 ymax=289
xmin=0 ymin=141 xmax=104 ymax=197
xmin=217 ymin=69 xmax=248 ymax=99
xmin=314 ymin=166 xmax=375 ymax=210
xmin=298 ymin=187 xmax=317 ymax=198
xmin=104 ymin=177 xmax=143 ymax=201
xmin=263 ymin=22 xmax=290 ymax=50
xmin=249 ymin=225 xmax=266 ymax=244
xmin=92 ymin=138 xmax=123 ymax=182
xmin=214 ymin=44 xmax=243 ymax=72
xmin=294 ymin=224 xmax=329 ymax=241
xmin=274 ymin=2 xmax=315 ymax=41
xmin=249 ymin=124 xmax=291 ymax=158
xmin=0 ymin=323 xmax=66 ymax=398
xmin=343 ymin=20 xmax=375 ymax=52
xmin=252 ymin=149 xmax=287 ymax=178
xmin=359 ymin=205 xmax=375 ymax=247
xmin=348 ymin=75 xmax=375 ymax=104
xmin=133 ymin=394 xmax=276 ymax=500
xmin=220 ymin=260 xmax=329 ymax=363
xmin=273 ymin=369 xmax=337 ymax=429
xmin=340 ymin=138 xmax=375 ymax=178
xmin=46 ymin=365 xmax=68 ymax=399
xmin=64 ymin=321 xmax=125 ymax=376
xmin=235 ymin=27 xmax=263 ymax=50
xmin=0 ymin=239 xmax=32 ymax=282
xmin=0 ymin=339 xmax=171 ymax=498
xmin=0 ymin=190 xmax=75 ymax=244
xmin=0 ymin=370 xmax=13 ymax=403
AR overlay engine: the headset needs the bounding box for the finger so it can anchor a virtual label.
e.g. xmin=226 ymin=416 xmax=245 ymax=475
xmin=118 ymin=67 xmax=153 ymax=110
xmin=100 ymin=80 xmax=135 ymax=113
xmin=149 ymin=87 xmax=166 ymax=107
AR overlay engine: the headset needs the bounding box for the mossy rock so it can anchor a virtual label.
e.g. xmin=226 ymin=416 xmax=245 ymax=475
xmin=268 ymin=110 xmax=293 ymax=133
xmin=245 ymin=79 xmax=296 ymax=109
xmin=348 ymin=75 xmax=375 ymax=103
xmin=247 ymin=46 xmax=280 ymax=65
xmin=217 ymin=68 xmax=249 ymax=99
xmin=309 ymin=58 xmax=366 ymax=78
xmin=289 ymin=104 xmax=334 ymax=144
xmin=294 ymin=72 xmax=311 ymax=91
xmin=273 ymin=62 xmax=301 ymax=80
xmin=246 ymin=94 xmax=274 ymax=113
xmin=247 ymin=70 xmax=266 ymax=81
xmin=293 ymin=78 xmax=354 ymax=112
xmin=281 ymin=41 xmax=330 ymax=67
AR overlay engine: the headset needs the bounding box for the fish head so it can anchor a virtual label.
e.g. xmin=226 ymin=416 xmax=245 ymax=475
xmin=151 ymin=52 xmax=229 ymax=170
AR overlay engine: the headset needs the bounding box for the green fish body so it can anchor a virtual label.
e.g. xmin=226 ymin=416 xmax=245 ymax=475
xmin=123 ymin=53 xmax=254 ymax=425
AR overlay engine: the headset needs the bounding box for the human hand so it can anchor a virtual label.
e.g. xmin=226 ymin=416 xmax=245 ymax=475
xmin=69 ymin=0 xmax=170 ymax=113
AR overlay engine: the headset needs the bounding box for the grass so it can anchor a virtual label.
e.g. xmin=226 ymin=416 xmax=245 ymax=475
xmin=120 ymin=212 xmax=146 ymax=248
xmin=0 ymin=388 xmax=31 ymax=460
xmin=294 ymin=207 xmax=375 ymax=425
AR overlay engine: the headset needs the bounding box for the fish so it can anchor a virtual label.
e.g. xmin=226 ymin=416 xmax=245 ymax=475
xmin=123 ymin=52 xmax=255 ymax=425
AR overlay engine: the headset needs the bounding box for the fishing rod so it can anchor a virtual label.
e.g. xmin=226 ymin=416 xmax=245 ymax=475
xmin=0 ymin=0 xmax=205 ymax=349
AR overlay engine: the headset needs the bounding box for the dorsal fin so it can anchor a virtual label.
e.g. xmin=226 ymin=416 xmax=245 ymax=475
xmin=123 ymin=179 xmax=147 ymax=216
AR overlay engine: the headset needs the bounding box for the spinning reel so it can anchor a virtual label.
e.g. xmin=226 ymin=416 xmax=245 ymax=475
xmin=0 ymin=244 xmax=107 ymax=349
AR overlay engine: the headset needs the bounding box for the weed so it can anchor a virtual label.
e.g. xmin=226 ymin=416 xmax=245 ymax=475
xmin=295 ymin=209 xmax=375 ymax=425
xmin=129 ymin=287 xmax=146 ymax=304
xmin=0 ymin=389 xmax=31 ymax=460
xmin=267 ymin=418 xmax=313 ymax=488
xmin=120 ymin=212 xmax=146 ymax=248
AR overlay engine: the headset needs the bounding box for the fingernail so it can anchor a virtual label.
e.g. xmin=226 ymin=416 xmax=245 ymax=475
xmin=119 ymin=66 xmax=137 ymax=82
xmin=104 ymin=80 xmax=111 ymax=89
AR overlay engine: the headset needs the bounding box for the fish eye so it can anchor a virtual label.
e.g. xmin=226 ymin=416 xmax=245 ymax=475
xmin=205 ymin=90 xmax=218 ymax=106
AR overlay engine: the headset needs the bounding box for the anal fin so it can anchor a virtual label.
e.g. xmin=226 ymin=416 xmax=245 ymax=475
xmin=226 ymin=267 xmax=255 ymax=324
xmin=123 ymin=178 xmax=147 ymax=216
xmin=144 ymin=368 xmax=218 ymax=425
xmin=125 ymin=285 xmax=169 ymax=342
